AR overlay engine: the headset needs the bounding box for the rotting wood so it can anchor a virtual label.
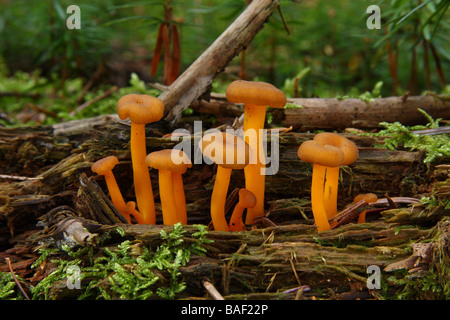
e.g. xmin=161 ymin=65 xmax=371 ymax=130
xmin=274 ymin=94 xmax=450 ymax=130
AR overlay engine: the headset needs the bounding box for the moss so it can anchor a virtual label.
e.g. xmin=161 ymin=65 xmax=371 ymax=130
xmin=29 ymin=223 xmax=213 ymax=300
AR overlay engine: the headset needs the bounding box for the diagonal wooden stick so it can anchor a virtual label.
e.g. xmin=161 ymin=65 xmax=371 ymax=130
xmin=159 ymin=0 xmax=281 ymax=126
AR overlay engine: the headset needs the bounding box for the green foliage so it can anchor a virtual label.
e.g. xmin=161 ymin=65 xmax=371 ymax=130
xmin=336 ymin=81 xmax=384 ymax=102
xmin=0 ymin=71 xmax=159 ymax=127
xmin=372 ymin=109 xmax=450 ymax=164
xmin=29 ymin=223 xmax=213 ymax=300
xmin=0 ymin=271 xmax=27 ymax=300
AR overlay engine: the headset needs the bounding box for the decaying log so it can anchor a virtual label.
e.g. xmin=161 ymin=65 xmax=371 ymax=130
xmin=159 ymin=0 xmax=281 ymax=125
xmin=0 ymin=112 xmax=448 ymax=299
xmin=275 ymin=94 xmax=450 ymax=130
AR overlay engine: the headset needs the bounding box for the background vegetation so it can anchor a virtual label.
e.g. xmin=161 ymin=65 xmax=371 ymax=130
xmin=0 ymin=0 xmax=448 ymax=126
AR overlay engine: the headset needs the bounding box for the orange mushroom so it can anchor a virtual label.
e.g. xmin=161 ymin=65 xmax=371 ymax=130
xmin=91 ymin=156 xmax=131 ymax=223
xmin=229 ymin=188 xmax=256 ymax=231
xmin=123 ymin=201 xmax=146 ymax=224
xmin=200 ymin=132 xmax=251 ymax=231
xmin=117 ymin=94 xmax=164 ymax=224
xmin=226 ymin=80 xmax=286 ymax=225
xmin=297 ymin=141 xmax=344 ymax=231
xmin=353 ymin=193 xmax=378 ymax=223
xmin=313 ymin=133 xmax=359 ymax=219
xmin=145 ymin=149 xmax=192 ymax=225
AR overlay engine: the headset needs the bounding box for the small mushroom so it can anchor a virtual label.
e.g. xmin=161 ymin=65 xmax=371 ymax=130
xmin=229 ymin=188 xmax=256 ymax=231
xmin=117 ymin=94 xmax=164 ymax=224
xmin=226 ymin=80 xmax=286 ymax=225
xmin=91 ymin=156 xmax=131 ymax=223
xmin=145 ymin=149 xmax=192 ymax=225
xmin=354 ymin=193 xmax=378 ymax=223
xmin=122 ymin=201 xmax=145 ymax=224
xmin=200 ymin=132 xmax=251 ymax=231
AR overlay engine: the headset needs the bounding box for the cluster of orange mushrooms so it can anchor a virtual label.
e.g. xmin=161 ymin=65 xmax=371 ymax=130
xmin=91 ymin=80 xmax=375 ymax=232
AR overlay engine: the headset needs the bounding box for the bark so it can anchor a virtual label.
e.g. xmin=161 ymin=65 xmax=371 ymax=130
xmin=158 ymin=0 xmax=281 ymax=125
xmin=276 ymin=94 xmax=450 ymax=130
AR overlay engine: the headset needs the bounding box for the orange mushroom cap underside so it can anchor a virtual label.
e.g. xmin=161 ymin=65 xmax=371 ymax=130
xmin=226 ymin=80 xmax=286 ymax=108
xmin=145 ymin=149 xmax=192 ymax=173
xmin=117 ymin=94 xmax=164 ymax=124
xmin=297 ymin=140 xmax=344 ymax=167
xmin=200 ymin=132 xmax=251 ymax=170
xmin=313 ymin=132 xmax=359 ymax=166
xmin=91 ymin=156 xmax=119 ymax=175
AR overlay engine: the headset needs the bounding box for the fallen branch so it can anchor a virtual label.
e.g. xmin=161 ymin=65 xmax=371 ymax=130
xmin=277 ymin=94 xmax=450 ymax=130
xmin=159 ymin=0 xmax=281 ymax=126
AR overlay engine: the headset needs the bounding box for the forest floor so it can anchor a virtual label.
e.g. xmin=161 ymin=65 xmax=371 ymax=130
xmin=0 ymin=102 xmax=449 ymax=300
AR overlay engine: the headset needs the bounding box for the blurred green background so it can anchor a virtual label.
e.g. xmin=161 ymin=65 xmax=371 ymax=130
xmin=0 ymin=0 xmax=448 ymax=126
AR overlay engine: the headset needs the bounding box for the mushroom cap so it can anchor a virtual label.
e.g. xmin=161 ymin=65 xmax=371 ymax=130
xmin=91 ymin=156 xmax=119 ymax=175
xmin=199 ymin=132 xmax=251 ymax=169
xmin=353 ymin=193 xmax=378 ymax=204
xmin=297 ymin=140 xmax=344 ymax=167
xmin=145 ymin=149 xmax=192 ymax=174
xmin=238 ymin=188 xmax=257 ymax=208
xmin=313 ymin=132 xmax=359 ymax=165
xmin=226 ymin=80 xmax=286 ymax=108
xmin=117 ymin=94 xmax=164 ymax=124
xmin=124 ymin=201 xmax=136 ymax=214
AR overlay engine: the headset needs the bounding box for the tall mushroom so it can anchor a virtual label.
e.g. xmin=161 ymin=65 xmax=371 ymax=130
xmin=200 ymin=132 xmax=251 ymax=231
xmin=226 ymin=80 xmax=286 ymax=224
xmin=117 ymin=94 xmax=164 ymax=224
xmin=145 ymin=149 xmax=192 ymax=225
xmin=91 ymin=156 xmax=130 ymax=223
xmin=313 ymin=133 xmax=359 ymax=219
xmin=229 ymin=188 xmax=256 ymax=231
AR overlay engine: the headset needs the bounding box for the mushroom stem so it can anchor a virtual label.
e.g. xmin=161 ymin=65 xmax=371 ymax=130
xmin=311 ymin=164 xmax=331 ymax=232
xmin=211 ymin=166 xmax=232 ymax=231
xmin=323 ymin=166 xmax=339 ymax=219
xmin=103 ymin=171 xmax=126 ymax=214
xmin=131 ymin=123 xmax=156 ymax=224
xmin=243 ymin=103 xmax=266 ymax=224
xmin=172 ymin=172 xmax=188 ymax=224
xmin=159 ymin=169 xmax=179 ymax=226
xmin=229 ymin=203 xmax=246 ymax=232
xmin=357 ymin=209 xmax=367 ymax=224
xmin=124 ymin=201 xmax=145 ymax=224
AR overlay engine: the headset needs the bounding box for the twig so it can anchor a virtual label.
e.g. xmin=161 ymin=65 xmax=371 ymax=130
xmin=202 ymin=280 xmax=225 ymax=300
xmin=0 ymin=174 xmax=42 ymax=181
xmin=5 ymin=257 xmax=30 ymax=300
xmin=70 ymin=86 xmax=118 ymax=116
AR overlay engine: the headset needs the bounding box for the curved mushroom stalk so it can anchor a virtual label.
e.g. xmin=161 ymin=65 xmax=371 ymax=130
xmin=229 ymin=188 xmax=256 ymax=232
xmin=211 ymin=166 xmax=232 ymax=232
xmin=124 ymin=201 xmax=146 ymax=224
xmin=91 ymin=156 xmax=130 ymax=224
